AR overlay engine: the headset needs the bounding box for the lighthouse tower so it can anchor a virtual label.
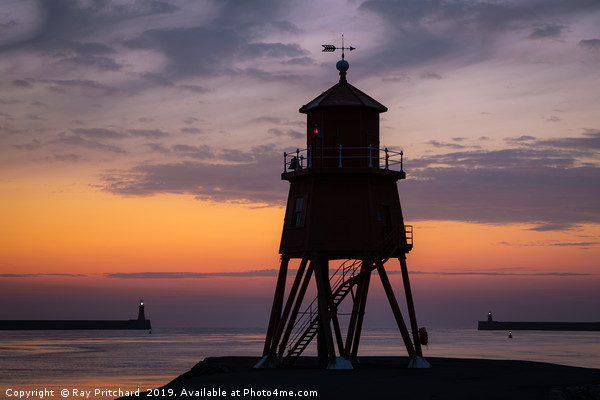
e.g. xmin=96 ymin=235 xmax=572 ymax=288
xmin=137 ymin=299 xmax=146 ymax=321
xmin=257 ymin=54 xmax=429 ymax=369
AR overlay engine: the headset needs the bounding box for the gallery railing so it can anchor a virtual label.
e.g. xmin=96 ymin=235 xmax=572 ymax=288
xmin=283 ymin=146 xmax=404 ymax=173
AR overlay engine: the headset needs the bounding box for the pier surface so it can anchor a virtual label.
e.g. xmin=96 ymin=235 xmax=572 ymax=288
xmin=121 ymin=356 xmax=600 ymax=400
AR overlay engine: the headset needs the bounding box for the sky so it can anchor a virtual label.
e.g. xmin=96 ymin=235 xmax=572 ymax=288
xmin=1 ymin=0 xmax=599 ymax=330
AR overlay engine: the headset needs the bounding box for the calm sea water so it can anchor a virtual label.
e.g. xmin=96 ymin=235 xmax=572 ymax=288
xmin=1 ymin=328 xmax=599 ymax=400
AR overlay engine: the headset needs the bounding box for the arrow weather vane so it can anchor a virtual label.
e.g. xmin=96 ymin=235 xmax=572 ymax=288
xmin=322 ymin=34 xmax=355 ymax=59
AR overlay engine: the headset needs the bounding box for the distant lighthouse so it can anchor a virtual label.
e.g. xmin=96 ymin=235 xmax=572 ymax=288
xmin=138 ymin=299 xmax=146 ymax=321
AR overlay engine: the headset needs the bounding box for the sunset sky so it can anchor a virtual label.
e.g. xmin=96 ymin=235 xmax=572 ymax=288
xmin=1 ymin=0 xmax=599 ymax=329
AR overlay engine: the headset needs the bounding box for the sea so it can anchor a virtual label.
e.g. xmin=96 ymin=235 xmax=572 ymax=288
xmin=1 ymin=327 xmax=599 ymax=400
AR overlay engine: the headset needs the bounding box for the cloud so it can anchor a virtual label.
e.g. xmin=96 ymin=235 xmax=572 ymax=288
xmin=268 ymin=128 xmax=304 ymax=139
xmin=500 ymin=240 xmax=600 ymax=248
xmin=528 ymin=223 xmax=577 ymax=232
xmin=145 ymin=143 xmax=170 ymax=154
xmin=419 ymin=71 xmax=443 ymax=80
xmin=100 ymin=145 xmax=286 ymax=204
xmin=425 ymin=140 xmax=474 ymax=149
xmin=104 ymin=270 xmax=281 ymax=279
xmin=281 ymin=56 xmax=315 ymax=66
xmin=358 ymin=0 xmax=600 ymax=73
xmin=51 ymin=132 xmax=128 ymax=154
xmin=238 ymin=43 xmax=308 ymax=61
xmin=180 ymin=127 xmax=203 ymax=134
xmin=403 ymin=131 xmax=600 ymax=226
xmin=405 ymin=270 xmax=592 ymax=277
xmin=41 ymin=79 xmax=127 ymax=96
xmin=579 ymin=38 xmax=600 ymax=50
xmin=0 ymin=273 xmax=88 ymax=278
xmin=123 ymin=26 xmax=245 ymax=78
xmin=527 ymin=23 xmax=565 ymax=39
xmin=12 ymin=79 xmax=32 ymax=88
xmin=96 ymin=131 xmax=599 ymax=224
xmin=128 ymin=129 xmax=170 ymax=139
xmin=73 ymin=128 xmax=127 ymax=140
xmin=171 ymin=144 xmax=213 ymax=159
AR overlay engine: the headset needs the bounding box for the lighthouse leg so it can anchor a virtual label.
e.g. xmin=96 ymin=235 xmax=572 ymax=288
xmin=262 ymin=257 xmax=289 ymax=356
xmin=345 ymin=263 xmax=372 ymax=361
xmin=313 ymin=257 xmax=337 ymax=367
xmin=268 ymin=257 xmax=309 ymax=358
xmin=399 ymin=255 xmax=423 ymax=357
xmin=278 ymin=261 xmax=314 ymax=358
xmin=376 ymin=261 xmax=417 ymax=361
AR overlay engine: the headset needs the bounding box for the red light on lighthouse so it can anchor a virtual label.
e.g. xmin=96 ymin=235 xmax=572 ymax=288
xmin=313 ymin=125 xmax=320 ymax=139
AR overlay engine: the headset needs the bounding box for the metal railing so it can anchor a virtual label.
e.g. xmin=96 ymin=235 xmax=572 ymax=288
xmin=283 ymin=146 xmax=404 ymax=173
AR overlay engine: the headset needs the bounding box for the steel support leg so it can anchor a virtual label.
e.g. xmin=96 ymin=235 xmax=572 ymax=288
xmin=269 ymin=257 xmax=308 ymax=357
xmin=263 ymin=257 xmax=289 ymax=356
xmin=313 ymin=257 xmax=337 ymax=365
xmin=376 ymin=260 xmax=417 ymax=360
xmin=278 ymin=261 xmax=314 ymax=357
xmin=399 ymin=255 xmax=423 ymax=357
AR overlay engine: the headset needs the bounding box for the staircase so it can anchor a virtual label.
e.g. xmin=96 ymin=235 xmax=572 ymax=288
xmin=281 ymin=226 xmax=411 ymax=365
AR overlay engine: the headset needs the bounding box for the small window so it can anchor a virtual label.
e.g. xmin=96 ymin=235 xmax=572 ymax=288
xmin=293 ymin=196 xmax=304 ymax=227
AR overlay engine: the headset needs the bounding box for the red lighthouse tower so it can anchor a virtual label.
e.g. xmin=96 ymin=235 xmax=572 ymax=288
xmin=257 ymin=54 xmax=429 ymax=369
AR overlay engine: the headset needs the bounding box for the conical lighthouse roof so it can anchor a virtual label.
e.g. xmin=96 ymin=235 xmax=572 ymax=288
xmin=299 ymin=68 xmax=388 ymax=114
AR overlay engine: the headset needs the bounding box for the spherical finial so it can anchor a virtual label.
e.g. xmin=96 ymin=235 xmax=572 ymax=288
xmin=336 ymin=59 xmax=349 ymax=72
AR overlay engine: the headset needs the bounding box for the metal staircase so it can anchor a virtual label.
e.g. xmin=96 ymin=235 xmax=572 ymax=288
xmin=281 ymin=226 xmax=412 ymax=365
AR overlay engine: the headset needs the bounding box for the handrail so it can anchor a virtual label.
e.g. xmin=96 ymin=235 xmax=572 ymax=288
xmin=283 ymin=146 xmax=404 ymax=173
xmin=286 ymin=259 xmax=361 ymax=353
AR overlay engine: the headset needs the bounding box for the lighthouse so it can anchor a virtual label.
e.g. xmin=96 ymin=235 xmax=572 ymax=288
xmin=256 ymin=48 xmax=429 ymax=369
xmin=138 ymin=299 xmax=146 ymax=321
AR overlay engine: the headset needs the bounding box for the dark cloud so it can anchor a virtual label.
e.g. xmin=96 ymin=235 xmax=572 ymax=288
xmin=526 ymin=130 xmax=600 ymax=151
xmin=252 ymin=116 xmax=283 ymax=124
xmin=128 ymin=129 xmax=169 ymax=139
xmin=50 ymin=153 xmax=80 ymax=162
xmin=145 ymin=143 xmax=170 ymax=154
xmin=52 ymin=132 xmax=127 ymax=154
xmin=41 ymin=79 xmax=126 ymax=96
xmin=407 ymin=270 xmax=591 ymax=276
xmin=55 ymin=40 xmax=116 ymax=56
xmin=281 ymin=57 xmax=315 ymax=66
xmin=243 ymin=67 xmax=308 ymax=82
xmin=358 ymin=0 xmax=600 ymax=73
xmin=0 ymin=273 xmax=88 ymax=278
xmin=104 ymin=270 xmax=281 ymax=279
xmin=73 ymin=128 xmax=127 ymax=140
xmin=100 ymin=145 xmax=285 ymax=204
xmin=270 ymin=20 xmax=302 ymax=34
xmin=238 ymin=42 xmax=308 ymax=61
xmin=180 ymin=127 xmax=203 ymax=134
xmin=123 ymin=26 xmax=245 ymax=78
xmin=500 ymin=239 xmax=599 ymax=248
xmin=528 ymin=223 xmax=577 ymax=232
xmin=172 ymin=144 xmax=213 ymax=160
xmin=98 ymin=131 xmax=600 ymax=223
xmin=12 ymin=79 xmax=32 ymax=88
xmin=19 ymin=0 xmax=179 ymax=49
xmin=419 ymin=71 xmax=443 ymax=80
xmin=403 ymin=133 xmax=600 ymax=226
xmin=177 ymin=85 xmax=211 ymax=94
xmin=59 ymin=55 xmax=122 ymax=71
xmin=579 ymin=38 xmax=600 ymax=50
xmin=268 ymin=128 xmax=304 ymax=139
xmin=425 ymin=140 xmax=474 ymax=149
xmin=527 ymin=23 xmax=565 ymax=39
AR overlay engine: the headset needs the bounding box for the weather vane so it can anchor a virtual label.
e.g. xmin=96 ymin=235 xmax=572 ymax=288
xmin=322 ymin=34 xmax=355 ymax=59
